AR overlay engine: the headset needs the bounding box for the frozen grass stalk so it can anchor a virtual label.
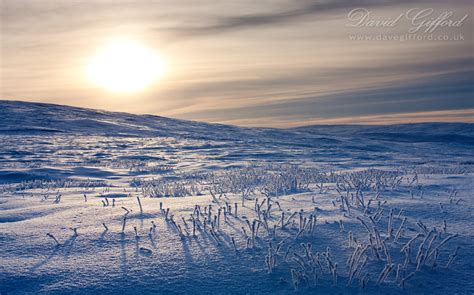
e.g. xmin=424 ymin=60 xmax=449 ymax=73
xmin=70 ymin=227 xmax=78 ymax=236
xmin=137 ymin=196 xmax=143 ymax=214
xmin=428 ymin=234 xmax=458 ymax=259
xmin=121 ymin=216 xmax=127 ymax=233
xmin=231 ymin=236 xmax=237 ymax=252
xmin=399 ymin=272 xmax=415 ymax=289
xmin=387 ymin=209 xmax=394 ymax=237
xmin=397 ymin=208 xmax=404 ymax=218
xmin=46 ymin=233 xmax=60 ymax=246
xmin=395 ymin=264 xmax=402 ymax=284
xmin=394 ymin=217 xmax=407 ymax=242
xmin=376 ymin=263 xmax=394 ymax=285
xmin=445 ymin=246 xmax=460 ymax=268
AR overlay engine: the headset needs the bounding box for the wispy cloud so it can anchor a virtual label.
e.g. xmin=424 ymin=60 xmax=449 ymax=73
xmin=228 ymin=109 xmax=474 ymax=127
xmin=291 ymin=109 xmax=474 ymax=126
xmin=164 ymin=0 xmax=441 ymax=36
xmin=174 ymin=68 xmax=474 ymax=126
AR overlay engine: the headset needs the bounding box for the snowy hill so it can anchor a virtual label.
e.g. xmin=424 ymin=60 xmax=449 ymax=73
xmin=1 ymin=100 xmax=472 ymax=144
xmin=1 ymin=100 xmax=472 ymax=171
xmin=0 ymin=100 xmax=473 ymax=294
xmin=291 ymin=123 xmax=474 ymax=145
xmin=0 ymin=100 xmax=255 ymax=140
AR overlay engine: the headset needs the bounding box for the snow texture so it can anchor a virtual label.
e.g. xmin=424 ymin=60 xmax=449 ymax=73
xmin=0 ymin=100 xmax=473 ymax=294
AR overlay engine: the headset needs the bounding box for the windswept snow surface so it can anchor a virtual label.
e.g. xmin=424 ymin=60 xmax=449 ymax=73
xmin=0 ymin=101 xmax=473 ymax=294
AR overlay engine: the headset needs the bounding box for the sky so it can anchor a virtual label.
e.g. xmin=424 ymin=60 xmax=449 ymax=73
xmin=0 ymin=0 xmax=473 ymax=127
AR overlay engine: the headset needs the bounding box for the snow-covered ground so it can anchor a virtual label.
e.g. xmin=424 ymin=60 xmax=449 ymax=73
xmin=0 ymin=101 xmax=473 ymax=294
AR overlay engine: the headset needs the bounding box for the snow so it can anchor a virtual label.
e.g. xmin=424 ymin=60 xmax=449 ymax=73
xmin=0 ymin=100 xmax=473 ymax=294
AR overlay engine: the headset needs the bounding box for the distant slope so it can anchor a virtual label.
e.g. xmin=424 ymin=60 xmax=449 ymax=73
xmin=0 ymin=100 xmax=473 ymax=145
xmin=291 ymin=123 xmax=474 ymax=145
xmin=0 ymin=100 xmax=263 ymax=140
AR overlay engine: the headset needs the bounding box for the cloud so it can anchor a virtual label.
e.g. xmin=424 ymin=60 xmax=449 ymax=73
xmin=164 ymin=0 xmax=367 ymax=36
xmin=163 ymin=0 xmax=468 ymax=36
xmin=291 ymin=109 xmax=474 ymax=126
xmin=176 ymin=68 xmax=474 ymax=126
xmin=159 ymin=56 xmax=474 ymax=115
xmin=220 ymin=109 xmax=474 ymax=127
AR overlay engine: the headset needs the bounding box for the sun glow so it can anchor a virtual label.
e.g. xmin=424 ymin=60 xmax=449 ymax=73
xmin=86 ymin=41 xmax=165 ymax=93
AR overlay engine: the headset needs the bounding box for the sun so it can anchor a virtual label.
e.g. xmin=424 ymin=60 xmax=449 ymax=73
xmin=86 ymin=40 xmax=165 ymax=93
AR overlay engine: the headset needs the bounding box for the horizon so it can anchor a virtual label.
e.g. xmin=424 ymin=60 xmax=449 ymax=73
xmin=2 ymin=99 xmax=473 ymax=129
xmin=1 ymin=1 xmax=473 ymax=127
